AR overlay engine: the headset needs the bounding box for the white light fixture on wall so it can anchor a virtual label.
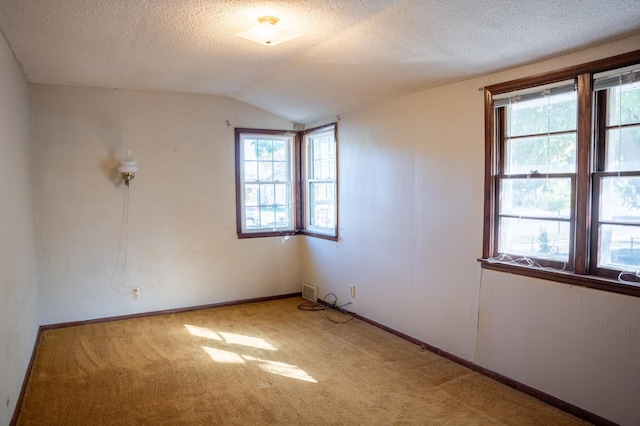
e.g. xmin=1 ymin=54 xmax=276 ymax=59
xmin=118 ymin=149 xmax=138 ymax=186
xmin=236 ymin=16 xmax=300 ymax=46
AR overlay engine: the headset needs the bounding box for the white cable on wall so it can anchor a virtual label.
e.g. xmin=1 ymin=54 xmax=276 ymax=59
xmin=107 ymin=185 xmax=132 ymax=296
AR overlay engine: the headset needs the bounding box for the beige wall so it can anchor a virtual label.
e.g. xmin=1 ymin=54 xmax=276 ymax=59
xmin=30 ymin=85 xmax=304 ymax=325
xmin=0 ymin=33 xmax=40 ymax=424
xmin=303 ymin=34 xmax=640 ymax=425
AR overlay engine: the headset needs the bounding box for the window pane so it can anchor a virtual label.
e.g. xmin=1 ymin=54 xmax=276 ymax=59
xmin=315 ymin=160 xmax=324 ymax=178
xmin=309 ymin=204 xmax=335 ymax=229
xmin=309 ymin=182 xmax=335 ymax=230
xmin=274 ymin=183 xmax=289 ymax=205
xmin=508 ymin=91 xmax=576 ymax=137
xmin=607 ymin=80 xmax=640 ymax=127
xmin=310 ymin=137 xmax=336 ymax=179
xmin=258 ymin=162 xmax=274 ymax=181
xmin=273 ymin=161 xmax=287 ymax=181
xmin=506 ymin=134 xmax=576 ymax=174
xmin=313 ymin=159 xmax=335 ymax=180
xmin=314 ymin=138 xmax=323 ymax=158
xmin=605 ymin=126 xmax=640 ymax=172
xmin=256 ymin=139 xmax=273 ymax=161
xmin=499 ymin=217 xmax=570 ymax=261
xmin=273 ymin=140 xmax=286 ymax=161
xmin=245 ymin=206 xmax=259 ymax=228
xmin=252 ymin=183 xmax=292 ymax=229
xmin=599 ymin=176 xmax=640 ymax=223
xmin=259 ymin=206 xmax=276 ymax=227
xmin=259 ymin=184 xmax=275 ymax=205
xmin=258 ymin=206 xmax=289 ymax=228
xmin=245 ymin=184 xmax=259 ymax=206
xmin=330 ymin=160 xmax=336 ymax=179
xmin=500 ymin=178 xmax=572 ymax=219
xmin=598 ymin=224 xmax=640 ymax=270
xmin=244 ymin=139 xmax=257 ymax=161
xmin=311 ymin=182 xmax=333 ymax=202
xmin=244 ymin=161 xmax=258 ymax=181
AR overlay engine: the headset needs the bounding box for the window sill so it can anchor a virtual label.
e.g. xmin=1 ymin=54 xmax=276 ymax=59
xmin=237 ymin=230 xmax=298 ymax=239
xmin=299 ymin=230 xmax=338 ymax=241
xmin=238 ymin=229 xmax=338 ymax=241
xmin=478 ymin=258 xmax=640 ymax=298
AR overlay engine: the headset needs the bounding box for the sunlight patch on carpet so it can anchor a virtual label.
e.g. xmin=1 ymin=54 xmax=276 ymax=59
xmin=202 ymin=346 xmax=245 ymax=363
xmin=183 ymin=324 xmax=223 ymax=341
xmin=219 ymin=331 xmax=276 ymax=351
xmin=243 ymin=355 xmax=317 ymax=383
xmin=184 ymin=324 xmax=276 ymax=351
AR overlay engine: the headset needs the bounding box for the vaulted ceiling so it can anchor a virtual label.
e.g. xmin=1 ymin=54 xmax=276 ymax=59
xmin=1 ymin=0 xmax=639 ymax=123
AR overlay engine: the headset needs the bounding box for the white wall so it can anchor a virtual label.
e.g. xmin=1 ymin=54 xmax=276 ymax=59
xmin=304 ymin=84 xmax=485 ymax=359
xmin=14 ymin=28 xmax=640 ymax=426
xmin=475 ymin=270 xmax=640 ymax=425
xmin=303 ymin=34 xmax=640 ymax=425
xmin=0 ymin=32 xmax=40 ymax=425
xmin=30 ymin=85 xmax=303 ymax=325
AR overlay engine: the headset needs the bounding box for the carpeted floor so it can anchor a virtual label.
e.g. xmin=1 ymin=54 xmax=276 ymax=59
xmin=16 ymin=297 xmax=587 ymax=425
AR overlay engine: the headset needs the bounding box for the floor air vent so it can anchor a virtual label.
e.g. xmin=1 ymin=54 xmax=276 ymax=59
xmin=301 ymin=283 xmax=318 ymax=302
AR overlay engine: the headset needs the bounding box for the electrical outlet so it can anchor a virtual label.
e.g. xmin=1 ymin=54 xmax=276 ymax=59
xmin=132 ymin=287 xmax=140 ymax=299
xmin=350 ymin=286 xmax=356 ymax=298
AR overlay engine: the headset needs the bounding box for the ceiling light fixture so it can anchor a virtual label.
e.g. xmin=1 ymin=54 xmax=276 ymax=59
xmin=236 ymin=16 xmax=300 ymax=46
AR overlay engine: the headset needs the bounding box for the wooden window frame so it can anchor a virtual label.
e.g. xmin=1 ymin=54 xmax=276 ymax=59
xmin=481 ymin=49 xmax=640 ymax=298
xmin=301 ymin=124 xmax=339 ymax=239
xmin=235 ymin=124 xmax=338 ymax=240
xmin=235 ymin=128 xmax=299 ymax=238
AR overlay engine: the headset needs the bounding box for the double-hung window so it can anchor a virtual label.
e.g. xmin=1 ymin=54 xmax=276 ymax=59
xmin=303 ymin=126 xmax=337 ymax=236
xmin=235 ymin=124 xmax=338 ymax=239
xmin=592 ymin=66 xmax=640 ymax=279
xmin=482 ymin=49 xmax=640 ymax=296
xmin=237 ymin=131 xmax=295 ymax=234
xmin=493 ymin=82 xmax=577 ymax=268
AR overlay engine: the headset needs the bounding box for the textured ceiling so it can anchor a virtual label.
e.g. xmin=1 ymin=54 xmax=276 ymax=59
xmin=1 ymin=0 xmax=640 ymax=123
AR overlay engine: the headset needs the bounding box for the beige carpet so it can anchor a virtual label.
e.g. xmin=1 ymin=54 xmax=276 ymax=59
xmin=16 ymin=297 xmax=587 ymax=425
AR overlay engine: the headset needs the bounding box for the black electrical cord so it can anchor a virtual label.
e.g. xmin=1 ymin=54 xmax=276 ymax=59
xmin=297 ymin=301 xmax=324 ymax=311
xmin=297 ymin=292 xmax=355 ymax=323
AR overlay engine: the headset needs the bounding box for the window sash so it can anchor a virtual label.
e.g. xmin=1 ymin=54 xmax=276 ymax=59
xmin=593 ymin=64 xmax=640 ymax=92
xmin=497 ymin=175 xmax=574 ymax=219
xmin=493 ymin=80 xmax=576 ymax=108
xmin=591 ymin=171 xmax=640 ymax=277
xmin=495 ymin=174 xmax=575 ymax=268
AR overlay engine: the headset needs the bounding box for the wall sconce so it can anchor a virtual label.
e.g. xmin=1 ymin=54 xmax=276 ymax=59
xmin=118 ymin=149 xmax=138 ymax=186
xmin=236 ymin=16 xmax=300 ymax=46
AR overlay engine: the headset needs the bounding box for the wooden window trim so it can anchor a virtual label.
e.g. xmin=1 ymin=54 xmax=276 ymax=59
xmin=235 ymin=128 xmax=298 ymax=238
xmin=481 ymin=49 xmax=640 ymax=299
xmin=235 ymin=124 xmax=338 ymax=241
xmin=299 ymin=124 xmax=339 ymax=240
xmin=479 ymin=258 xmax=640 ymax=298
xmin=574 ymin=73 xmax=593 ymax=274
